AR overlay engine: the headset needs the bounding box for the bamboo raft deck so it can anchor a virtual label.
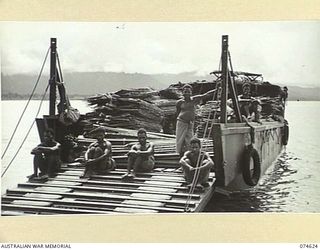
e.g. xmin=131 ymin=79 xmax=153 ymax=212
xmin=1 ymin=128 xmax=216 ymax=215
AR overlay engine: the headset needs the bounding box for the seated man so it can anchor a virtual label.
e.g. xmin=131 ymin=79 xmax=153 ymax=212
xmin=27 ymin=128 xmax=61 ymax=180
xmin=122 ymin=128 xmax=155 ymax=180
xmin=238 ymin=82 xmax=254 ymax=118
xmin=80 ymin=126 xmax=115 ymax=178
xmin=179 ymin=137 xmax=214 ymax=188
xmin=248 ymin=99 xmax=262 ymax=123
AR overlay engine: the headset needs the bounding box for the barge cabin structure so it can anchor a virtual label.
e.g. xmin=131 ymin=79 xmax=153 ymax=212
xmin=1 ymin=36 xmax=287 ymax=215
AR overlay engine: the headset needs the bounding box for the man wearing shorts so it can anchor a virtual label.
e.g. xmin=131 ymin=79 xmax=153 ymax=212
xmin=122 ymin=128 xmax=155 ymax=180
xmin=80 ymin=126 xmax=115 ymax=178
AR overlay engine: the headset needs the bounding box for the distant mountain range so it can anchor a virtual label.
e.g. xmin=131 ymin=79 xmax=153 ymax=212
xmin=1 ymin=72 xmax=319 ymax=100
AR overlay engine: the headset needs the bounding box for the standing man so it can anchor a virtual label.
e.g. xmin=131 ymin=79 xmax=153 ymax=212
xmin=122 ymin=128 xmax=155 ymax=180
xmin=179 ymin=137 xmax=214 ymax=188
xmin=28 ymin=128 xmax=61 ymax=180
xmin=80 ymin=126 xmax=115 ymax=178
xmin=176 ymin=84 xmax=216 ymax=156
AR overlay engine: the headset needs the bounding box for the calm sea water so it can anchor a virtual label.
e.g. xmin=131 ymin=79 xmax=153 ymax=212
xmin=1 ymin=100 xmax=320 ymax=212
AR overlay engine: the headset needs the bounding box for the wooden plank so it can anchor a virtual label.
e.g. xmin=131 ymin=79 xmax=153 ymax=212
xmin=137 ymin=186 xmax=177 ymax=193
xmin=1 ymin=204 xmax=111 ymax=214
xmin=3 ymin=195 xmax=183 ymax=213
xmin=24 ymin=193 xmax=63 ymax=199
xmin=58 ymin=171 xmax=215 ymax=183
xmin=114 ymin=207 xmax=158 ymax=213
xmin=131 ymin=193 xmax=171 ymax=200
xmin=11 ymin=200 xmax=52 ymax=207
xmin=46 ymin=180 xmax=82 ymax=186
xmin=35 ymin=187 xmax=72 ymax=193
xmin=122 ymin=200 xmax=164 ymax=207
xmin=1 ymin=211 xmax=26 ymax=216
xmin=7 ymin=188 xmax=197 ymax=207
xmin=54 ymin=204 xmax=114 ymax=212
xmin=144 ymin=181 xmax=182 ymax=187
xmin=62 ymin=167 xmax=186 ymax=178
xmin=52 ymin=177 xmax=191 ymax=191
xmin=150 ymin=175 xmax=184 ymax=181
xmin=18 ymin=183 xmax=200 ymax=199
xmin=59 ymin=172 xmax=179 ymax=183
xmin=54 ymin=175 xmax=80 ymax=180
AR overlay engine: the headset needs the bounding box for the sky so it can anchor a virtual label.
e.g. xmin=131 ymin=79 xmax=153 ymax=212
xmin=0 ymin=21 xmax=319 ymax=87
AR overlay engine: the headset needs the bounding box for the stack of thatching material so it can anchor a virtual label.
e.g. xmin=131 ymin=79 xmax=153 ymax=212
xmin=84 ymin=88 xmax=164 ymax=132
xmin=81 ymin=77 xmax=284 ymax=135
xmin=153 ymin=99 xmax=178 ymax=134
xmin=153 ymin=99 xmax=177 ymax=117
xmin=260 ymin=97 xmax=285 ymax=121
xmin=195 ymin=101 xmax=220 ymax=138
xmin=162 ymin=81 xmax=217 ymax=98
xmin=159 ymin=86 xmax=182 ymax=99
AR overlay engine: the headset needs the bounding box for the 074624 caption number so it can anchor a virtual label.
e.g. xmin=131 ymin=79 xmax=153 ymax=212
xmin=300 ymin=244 xmax=318 ymax=248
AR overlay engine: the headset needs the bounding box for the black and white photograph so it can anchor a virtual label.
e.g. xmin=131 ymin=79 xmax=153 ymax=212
xmin=1 ymin=20 xmax=319 ymax=217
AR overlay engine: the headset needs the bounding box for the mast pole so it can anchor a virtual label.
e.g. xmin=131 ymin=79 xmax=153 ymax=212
xmin=220 ymin=35 xmax=228 ymax=123
xmin=49 ymin=38 xmax=57 ymax=116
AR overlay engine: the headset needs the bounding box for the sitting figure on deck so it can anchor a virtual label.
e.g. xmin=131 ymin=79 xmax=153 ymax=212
xmin=176 ymin=84 xmax=216 ymax=157
xmin=179 ymin=137 xmax=214 ymax=189
xmin=80 ymin=126 xmax=115 ymax=178
xmin=248 ymin=99 xmax=262 ymax=124
xmin=27 ymin=128 xmax=61 ymax=180
xmin=238 ymin=82 xmax=254 ymax=118
xmin=121 ymin=128 xmax=155 ymax=181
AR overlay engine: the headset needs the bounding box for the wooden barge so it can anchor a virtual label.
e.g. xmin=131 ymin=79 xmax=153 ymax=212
xmin=2 ymin=129 xmax=216 ymax=215
xmin=1 ymin=35 xmax=288 ymax=215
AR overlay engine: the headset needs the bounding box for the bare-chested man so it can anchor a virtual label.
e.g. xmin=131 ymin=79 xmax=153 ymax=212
xmin=179 ymin=137 xmax=214 ymax=188
xmin=122 ymin=128 xmax=155 ymax=180
xmin=28 ymin=128 xmax=61 ymax=180
xmin=238 ymin=82 xmax=254 ymax=118
xmin=176 ymin=84 xmax=216 ymax=156
xmin=80 ymin=126 xmax=115 ymax=178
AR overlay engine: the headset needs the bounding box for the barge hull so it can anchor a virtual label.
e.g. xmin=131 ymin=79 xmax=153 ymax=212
xmin=212 ymin=121 xmax=284 ymax=190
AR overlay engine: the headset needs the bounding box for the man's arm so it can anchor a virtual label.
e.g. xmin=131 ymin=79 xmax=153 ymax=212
xmin=198 ymin=152 xmax=214 ymax=170
xmin=128 ymin=144 xmax=138 ymax=156
xmin=179 ymin=153 xmax=194 ymax=170
xmin=137 ymin=142 xmax=154 ymax=156
xmin=36 ymin=142 xmax=61 ymax=152
xmin=84 ymin=142 xmax=95 ymax=161
xmin=87 ymin=141 xmax=112 ymax=164
xmin=192 ymin=89 xmax=217 ymax=103
xmin=31 ymin=144 xmax=42 ymax=154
